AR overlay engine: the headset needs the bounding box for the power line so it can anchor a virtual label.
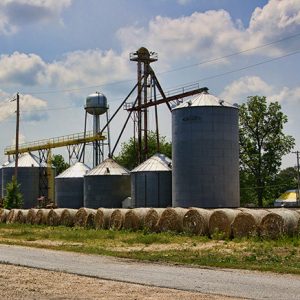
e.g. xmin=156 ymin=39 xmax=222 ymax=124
xmin=22 ymin=31 xmax=300 ymax=96
xmin=167 ymin=49 xmax=300 ymax=90
xmin=159 ymin=31 xmax=300 ymax=75
xmin=5 ymin=48 xmax=300 ymax=115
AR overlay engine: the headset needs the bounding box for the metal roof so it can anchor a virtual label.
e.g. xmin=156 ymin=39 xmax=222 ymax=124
xmin=56 ymin=162 xmax=90 ymax=178
xmin=86 ymin=158 xmax=129 ymax=176
xmin=131 ymin=153 xmax=172 ymax=172
xmin=3 ymin=153 xmax=45 ymax=168
xmin=174 ymin=91 xmax=237 ymax=109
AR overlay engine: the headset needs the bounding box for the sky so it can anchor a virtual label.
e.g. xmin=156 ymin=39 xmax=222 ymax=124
xmin=0 ymin=0 xmax=299 ymax=168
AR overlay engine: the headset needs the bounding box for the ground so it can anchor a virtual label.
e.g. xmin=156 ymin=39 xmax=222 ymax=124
xmin=0 ymin=264 xmax=238 ymax=299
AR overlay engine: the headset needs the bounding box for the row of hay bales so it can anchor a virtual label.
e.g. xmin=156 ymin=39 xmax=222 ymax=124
xmin=1 ymin=207 xmax=300 ymax=239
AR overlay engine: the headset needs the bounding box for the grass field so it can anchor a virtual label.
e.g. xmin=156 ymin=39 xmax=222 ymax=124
xmin=0 ymin=223 xmax=300 ymax=274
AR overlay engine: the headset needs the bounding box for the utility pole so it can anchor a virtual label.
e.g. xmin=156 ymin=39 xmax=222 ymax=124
xmin=14 ymin=93 xmax=20 ymax=181
xmin=293 ymin=151 xmax=300 ymax=206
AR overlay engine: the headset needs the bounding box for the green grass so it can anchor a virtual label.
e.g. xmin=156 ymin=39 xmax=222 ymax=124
xmin=0 ymin=223 xmax=300 ymax=274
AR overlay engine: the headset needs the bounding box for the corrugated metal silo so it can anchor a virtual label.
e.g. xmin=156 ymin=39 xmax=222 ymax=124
xmin=55 ymin=162 xmax=90 ymax=208
xmin=2 ymin=153 xmax=46 ymax=209
xmin=131 ymin=153 xmax=172 ymax=208
xmin=84 ymin=158 xmax=130 ymax=208
xmin=172 ymin=90 xmax=240 ymax=208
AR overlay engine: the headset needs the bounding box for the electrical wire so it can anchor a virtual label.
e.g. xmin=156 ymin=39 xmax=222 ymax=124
xmin=166 ymin=49 xmax=300 ymax=90
xmin=21 ymin=31 xmax=300 ymax=96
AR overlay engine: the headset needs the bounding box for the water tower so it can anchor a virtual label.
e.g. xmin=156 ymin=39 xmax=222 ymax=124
xmin=84 ymin=92 xmax=110 ymax=167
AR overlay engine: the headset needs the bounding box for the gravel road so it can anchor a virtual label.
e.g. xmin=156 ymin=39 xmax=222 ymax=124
xmin=0 ymin=264 xmax=233 ymax=299
xmin=0 ymin=244 xmax=299 ymax=299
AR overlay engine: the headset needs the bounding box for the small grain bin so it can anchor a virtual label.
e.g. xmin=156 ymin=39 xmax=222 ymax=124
xmin=55 ymin=162 xmax=90 ymax=208
xmin=172 ymin=90 xmax=239 ymax=208
xmin=84 ymin=158 xmax=130 ymax=208
xmin=131 ymin=153 xmax=172 ymax=208
xmin=2 ymin=153 xmax=47 ymax=209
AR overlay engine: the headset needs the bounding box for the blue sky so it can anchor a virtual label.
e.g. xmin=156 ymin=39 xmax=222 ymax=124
xmin=0 ymin=0 xmax=299 ymax=168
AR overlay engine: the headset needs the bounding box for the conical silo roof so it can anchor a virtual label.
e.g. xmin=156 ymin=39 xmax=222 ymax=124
xmin=174 ymin=91 xmax=236 ymax=109
xmin=56 ymin=162 xmax=90 ymax=178
xmin=4 ymin=152 xmax=44 ymax=168
xmin=131 ymin=153 xmax=172 ymax=172
xmin=86 ymin=158 xmax=129 ymax=176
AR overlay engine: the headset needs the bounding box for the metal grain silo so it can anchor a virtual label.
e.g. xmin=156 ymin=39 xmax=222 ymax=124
xmin=172 ymin=90 xmax=240 ymax=208
xmin=131 ymin=153 xmax=172 ymax=208
xmin=2 ymin=153 xmax=46 ymax=209
xmin=84 ymin=158 xmax=130 ymax=208
xmin=55 ymin=162 xmax=90 ymax=208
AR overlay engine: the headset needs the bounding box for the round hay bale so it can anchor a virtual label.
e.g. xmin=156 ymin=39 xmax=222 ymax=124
xmin=60 ymin=209 xmax=77 ymax=227
xmin=47 ymin=209 xmax=65 ymax=226
xmin=260 ymin=209 xmax=300 ymax=238
xmin=26 ymin=209 xmax=39 ymax=225
xmin=232 ymin=209 xmax=269 ymax=238
xmin=14 ymin=210 xmax=29 ymax=224
xmin=123 ymin=208 xmax=151 ymax=231
xmin=182 ymin=208 xmax=211 ymax=235
xmin=6 ymin=209 xmax=21 ymax=224
xmin=109 ymin=209 xmax=129 ymax=230
xmin=74 ymin=208 xmax=96 ymax=227
xmin=94 ymin=208 xmax=115 ymax=230
xmin=144 ymin=208 xmax=165 ymax=232
xmin=157 ymin=208 xmax=187 ymax=232
xmin=85 ymin=211 xmax=96 ymax=229
xmin=34 ymin=209 xmax=49 ymax=225
xmin=0 ymin=209 xmax=10 ymax=223
xmin=208 ymin=209 xmax=239 ymax=239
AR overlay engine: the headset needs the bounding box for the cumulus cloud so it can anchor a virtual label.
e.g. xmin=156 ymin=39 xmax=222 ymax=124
xmin=44 ymin=49 xmax=132 ymax=88
xmin=220 ymin=75 xmax=300 ymax=107
xmin=0 ymin=52 xmax=46 ymax=86
xmin=220 ymin=76 xmax=273 ymax=102
xmin=0 ymin=49 xmax=132 ymax=89
xmin=0 ymin=0 xmax=72 ymax=34
xmin=117 ymin=0 xmax=300 ymax=68
xmin=0 ymin=93 xmax=47 ymax=122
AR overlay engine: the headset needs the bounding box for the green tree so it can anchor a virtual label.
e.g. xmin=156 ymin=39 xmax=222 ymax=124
xmin=51 ymin=154 xmax=70 ymax=175
xmin=239 ymin=96 xmax=295 ymax=207
xmin=115 ymin=131 xmax=172 ymax=170
xmin=3 ymin=176 xmax=23 ymax=209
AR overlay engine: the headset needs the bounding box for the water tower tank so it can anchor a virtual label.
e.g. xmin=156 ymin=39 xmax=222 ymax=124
xmin=55 ymin=162 xmax=90 ymax=208
xmin=84 ymin=158 xmax=131 ymax=208
xmin=172 ymin=91 xmax=240 ymax=208
xmin=131 ymin=153 xmax=172 ymax=208
xmin=85 ymin=92 xmax=108 ymax=115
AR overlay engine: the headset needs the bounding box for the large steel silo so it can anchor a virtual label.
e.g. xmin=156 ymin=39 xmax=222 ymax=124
xmin=55 ymin=162 xmax=90 ymax=208
xmin=172 ymin=91 xmax=240 ymax=208
xmin=84 ymin=158 xmax=130 ymax=208
xmin=131 ymin=153 xmax=172 ymax=208
xmin=2 ymin=153 xmax=46 ymax=209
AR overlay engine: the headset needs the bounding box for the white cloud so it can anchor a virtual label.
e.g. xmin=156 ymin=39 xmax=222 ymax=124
xmin=220 ymin=76 xmax=273 ymax=102
xmin=0 ymin=0 xmax=72 ymax=35
xmin=0 ymin=49 xmax=132 ymax=89
xmin=0 ymin=52 xmax=46 ymax=86
xmin=117 ymin=0 xmax=300 ymax=68
xmin=270 ymin=86 xmax=300 ymax=104
xmin=220 ymin=75 xmax=300 ymax=107
xmin=0 ymin=93 xmax=47 ymax=122
xmin=44 ymin=49 xmax=132 ymax=88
